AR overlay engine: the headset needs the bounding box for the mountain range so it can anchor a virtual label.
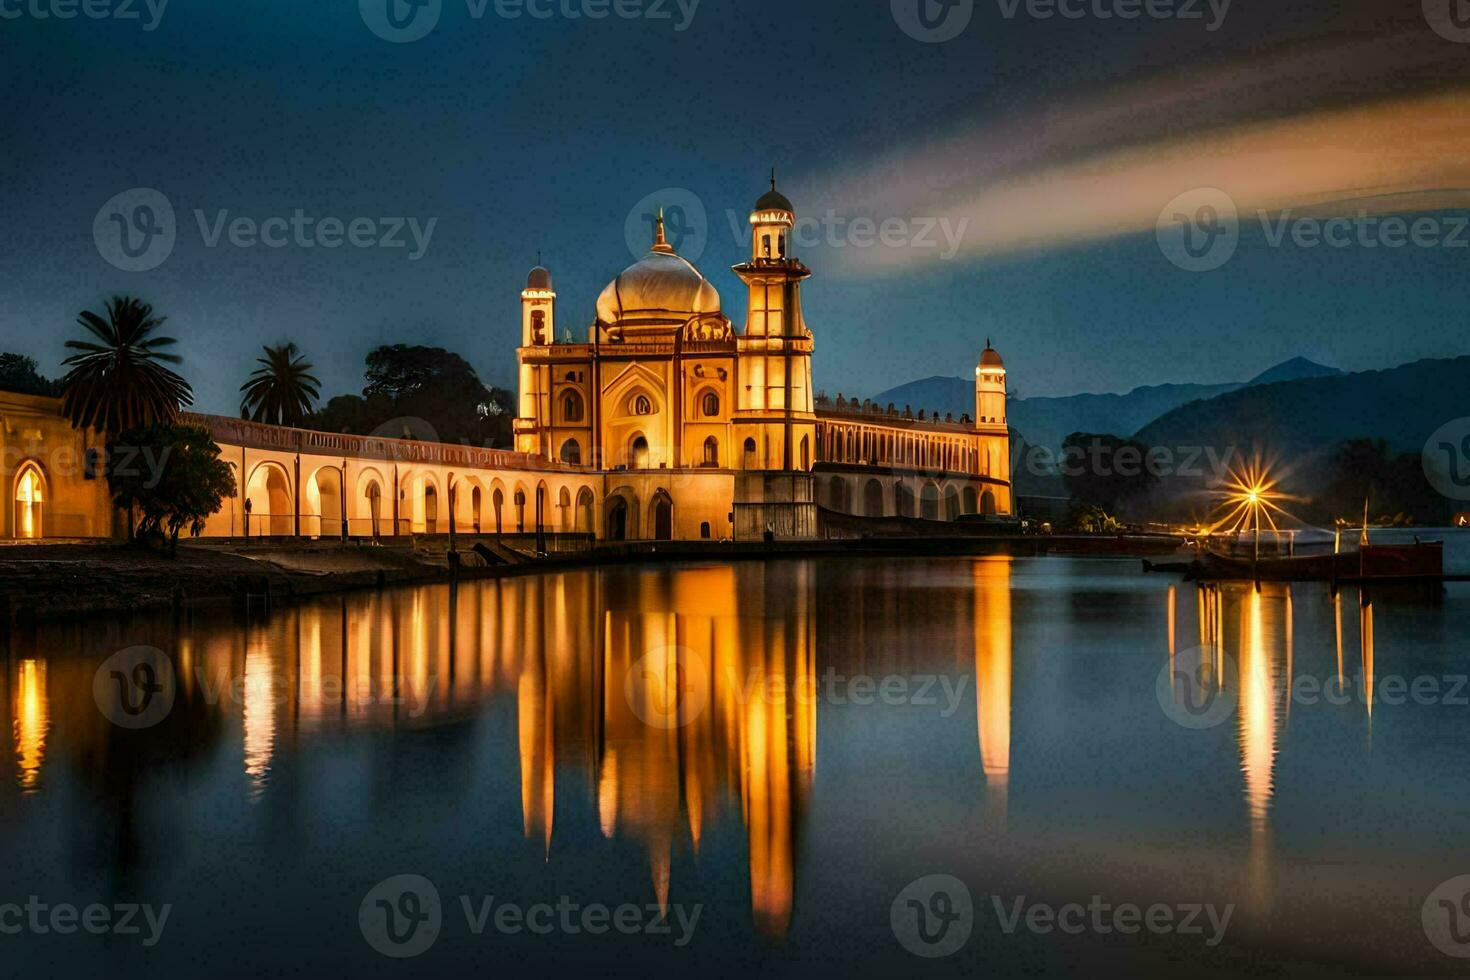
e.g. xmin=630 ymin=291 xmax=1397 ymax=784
xmin=871 ymin=357 xmax=1346 ymax=456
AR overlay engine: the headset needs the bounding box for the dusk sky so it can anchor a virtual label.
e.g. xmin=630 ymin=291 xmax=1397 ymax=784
xmin=5 ymin=0 xmax=1469 ymax=414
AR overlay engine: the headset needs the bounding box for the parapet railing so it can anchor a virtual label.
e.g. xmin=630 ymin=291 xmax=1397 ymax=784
xmin=182 ymin=413 xmax=584 ymax=472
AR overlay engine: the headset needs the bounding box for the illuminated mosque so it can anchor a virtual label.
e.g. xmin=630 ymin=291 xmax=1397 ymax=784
xmin=0 ymin=178 xmax=1011 ymax=543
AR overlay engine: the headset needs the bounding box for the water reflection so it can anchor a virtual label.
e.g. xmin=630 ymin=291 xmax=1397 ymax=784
xmin=2 ymin=558 xmax=1416 ymax=952
xmin=13 ymin=658 xmax=48 ymax=794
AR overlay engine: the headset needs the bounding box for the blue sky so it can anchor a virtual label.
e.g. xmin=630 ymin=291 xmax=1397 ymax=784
xmin=2 ymin=0 xmax=1465 ymax=414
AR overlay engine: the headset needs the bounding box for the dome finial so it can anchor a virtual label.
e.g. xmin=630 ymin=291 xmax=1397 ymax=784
xmin=771 ymin=167 xmax=777 ymax=192
xmin=652 ymin=206 xmax=676 ymax=254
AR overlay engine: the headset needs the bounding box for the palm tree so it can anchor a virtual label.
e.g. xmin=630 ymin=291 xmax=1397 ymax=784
xmin=62 ymin=296 xmax=193 ymax=433
xmin=239 ymin=343 xmax=321 ymax=427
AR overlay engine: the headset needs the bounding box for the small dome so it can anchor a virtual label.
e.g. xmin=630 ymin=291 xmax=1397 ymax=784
xmin=755 ymin=171 xmax=794 ymax=214
xmin=596 ymin=249 xmax=721 ymax=325
xmin=526 ymin=265 xmax=553 ymax=290
xmin=980 ymin=345 xmax=1004 ymax=369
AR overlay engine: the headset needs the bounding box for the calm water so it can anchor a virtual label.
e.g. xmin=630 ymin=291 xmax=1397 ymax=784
xmin=4 ymin=550 xmax=1470 ymax=977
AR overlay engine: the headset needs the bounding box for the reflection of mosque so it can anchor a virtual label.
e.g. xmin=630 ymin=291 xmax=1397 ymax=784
xmin=0 ymin=570 xmax=1385 ymax=938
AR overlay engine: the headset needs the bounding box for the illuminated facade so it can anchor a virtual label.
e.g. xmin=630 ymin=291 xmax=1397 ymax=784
xmin=0 ymin=179 xmax=1011 ymax=543
xmin=511 ymin=178 xmax=1012 ymax=540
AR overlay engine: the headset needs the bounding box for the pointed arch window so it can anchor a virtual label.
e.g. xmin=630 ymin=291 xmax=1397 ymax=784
xmin=562 ymin=391 xmax=584 ymax=423
xmin=632 ymin=394 xmax=653 ymax=416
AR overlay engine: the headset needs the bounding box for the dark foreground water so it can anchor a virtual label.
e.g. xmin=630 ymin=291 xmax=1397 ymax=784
xmin=4 ymin=551 xmax=1470 ymax=977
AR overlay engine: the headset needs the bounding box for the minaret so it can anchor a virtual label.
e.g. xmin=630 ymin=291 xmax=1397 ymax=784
xmin=732 ymin=172 xmax=815 ymax=471
xmin=516 ymin=262 xmax=556 ymax=454
xmin=975 ymin=340 xmax=1006 ymax=427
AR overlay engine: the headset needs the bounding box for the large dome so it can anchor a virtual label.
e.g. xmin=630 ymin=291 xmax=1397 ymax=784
xmin=596 ymin=249 xmax=721 ymax=325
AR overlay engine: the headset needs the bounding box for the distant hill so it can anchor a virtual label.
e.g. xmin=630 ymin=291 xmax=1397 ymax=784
xmin=869 ymin=357 xmax=1343 ymax=456
xmin=1134 ymin=356 xmax=1470 ymax=458
xmin=1247 ymin=357 xmax=1343 ymax=386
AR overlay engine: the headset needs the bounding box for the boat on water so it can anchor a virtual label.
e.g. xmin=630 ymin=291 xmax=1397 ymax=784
xmin=1171 ymin=539 xmax=1445 ymax=582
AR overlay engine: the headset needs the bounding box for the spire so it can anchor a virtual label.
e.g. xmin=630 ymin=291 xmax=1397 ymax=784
xmin=771 ymin=167 xmax=777 ymax=192
xmin=652 ymin=206 xmax=676 ymax=254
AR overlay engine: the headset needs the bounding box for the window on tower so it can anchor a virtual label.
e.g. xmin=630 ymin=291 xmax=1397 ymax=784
xmin=762 ymin=234 xmax=771 ymax=258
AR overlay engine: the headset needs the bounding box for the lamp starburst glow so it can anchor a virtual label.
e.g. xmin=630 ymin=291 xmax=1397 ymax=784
xmin=1211 ymin=461 xmax=1292 ymax=560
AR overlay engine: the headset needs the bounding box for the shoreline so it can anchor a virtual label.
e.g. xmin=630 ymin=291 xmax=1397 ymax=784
xmin=0 ymin=534 xmax=1184 ymax=624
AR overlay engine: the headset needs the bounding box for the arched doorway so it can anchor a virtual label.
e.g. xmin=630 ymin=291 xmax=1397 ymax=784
xmin=629 ymin=435 xmax=649 ymax=470
xmin=514 ymin=489 xmax=526 ymax=532
xmin=13 ymin=464 xmax=44 ymax=539
xmin=560 ymin=440 xmax=582 ymax=465
xmin=864 ymin=479 xmax=884 ymax=517
xmin=607 ymin=497 xmax=629 ymax=541
xmin=310 ymin=468 xmax=343 ymax=539
xmin=921 ymin=482 xmax=940 ymax=521
xmin=424 ymin=485 xmax=439 ymax=534
xmin=981 ymin=489 xmax=998 ymax=515
xmin=246 ymin=463 xmax=293 ymax=537
xmin=492 ymin=488 xmax=505 ymax=535
xmin=365 ymin=481 xmax=383 ymax=538
xmin=799 ymin=435 xmax=811 ymax=470
xmin=558 ymin=487 xmax=572 ymax=530
xmin=651 ymin=490 xmax=673 ymax=541
xmin=963 ymin=486 xmax=978 ymax=515
xmin=472 ymin=486 xmax=483 ymax=533
xmin=576 ymin=487 xmax=596 ymax=534
xmin=535 ymin=483 xmax=548 ymax=535
xmin=743 ymin=437 xmax=758 ymax=468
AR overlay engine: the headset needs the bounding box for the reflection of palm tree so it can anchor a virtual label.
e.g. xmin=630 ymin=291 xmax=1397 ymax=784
xmin=240 ymin=343 xmax=321 ymax=427
xmin=61 ymin=296 xmax=193 ymax=433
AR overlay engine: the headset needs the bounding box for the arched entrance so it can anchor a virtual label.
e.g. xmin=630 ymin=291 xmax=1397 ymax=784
xmin=576 ymin=487 xmax=596 ymax=534
xmin=629 ymin=435 xmax=649 ymax=470
xmin=472 ymin=486 xmax=483 ymax=533
xmin=309 ymin=468 xmax=343 ymax=539
xmin=963 ymin=486 xmax=978 ymax=515
xmin=424 ymin=485 xmax=439 ymax=534
xmin=13 ymin=464 xmax=44 ymax=539
xmin=864 ymin=479 xmax=884 ymax=518
xmin=607 ymin=497 xmax=629 ymax=541
xmin=492 ymin=487 xmax=505 ymax=535
xmin=364 ymin=481 xmax=383 ymax=538
xmin=981 ymin=489 xmax=998 ymax=515
xmin=921 ymin=482 xmax=940 ymax=521
xmin=651 ymin=490 xmax=673 ymax=541
xmin=246 ymin=463 xmax=293 ymax=537
xmin=895 ymin=482 xmax=915 ymax=519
